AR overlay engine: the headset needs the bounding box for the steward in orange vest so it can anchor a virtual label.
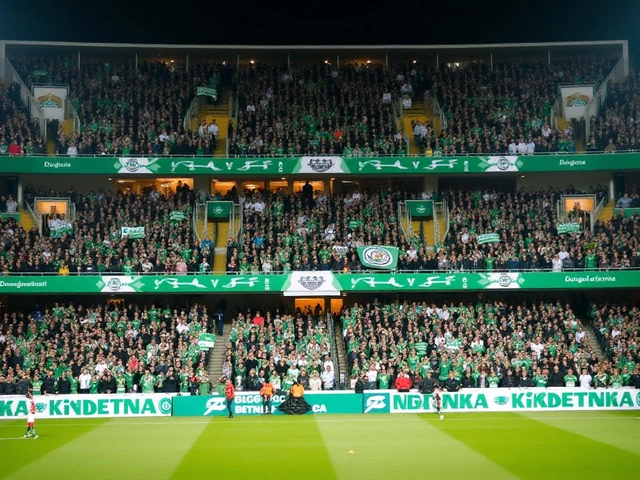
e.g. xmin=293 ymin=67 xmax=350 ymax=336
xmin=260 ymin=381 xmax=275 ymax=415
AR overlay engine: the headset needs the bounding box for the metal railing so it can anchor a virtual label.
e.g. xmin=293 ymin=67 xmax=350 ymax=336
xmin=327 ymin=311 xmax=342 ymax=390
xmin=1 ymin=58 xmax=47 ymax=139
xmin=65 ymin=100 xmax=81 ymax=135
xmin=4 ymin=266 xmax=640 ymax=276
xmin=193 ymin=203 xmax=202 ymax=243
xmin=183 ymin=96 xmax=202 ymax=132
xmin=591 ymin=196 xmax=606 ymax=231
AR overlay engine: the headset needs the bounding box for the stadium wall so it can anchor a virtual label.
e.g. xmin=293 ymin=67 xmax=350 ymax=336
xmin=2 ymin=389 xmax=638 ymax=419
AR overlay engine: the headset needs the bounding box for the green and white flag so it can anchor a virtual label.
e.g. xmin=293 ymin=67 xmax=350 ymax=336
xmin=477 ymin=233 xmax=500 ymax=245
xmin=357 ymin=246 xmax=399 ymax=270
xmin=170 ymin=210 xmax=187 ymax=224
xmin=198 ymin=333 xmax=216 ymax=349
xmin=196 ymin=87 xmax=218 ymax=101
xmin=207 ymin=201 xmax=232 ymax=219
xmin=406 ymin=200 xmax=433 ymax=217
xmin=121 ymin=226 xmax=145 ymax=239
xmin=50 ymin=224 xmax=73 ymax=238
xmin=557 ymin=222 xmax=581 ymax=234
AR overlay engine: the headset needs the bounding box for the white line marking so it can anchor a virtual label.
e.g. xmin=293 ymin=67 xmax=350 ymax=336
xmin=0 ymin=437 xmax=29 ymax=440
xmin=0 ymin=415 xmax=636 ymax=427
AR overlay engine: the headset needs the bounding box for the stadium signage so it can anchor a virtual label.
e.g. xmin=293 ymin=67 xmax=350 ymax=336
xmin=173 ymin=392 xmax=362 ymax=416
xmin=3 ymin=153 xmax=640 ymax=175
xmin=363 ymin=389 xmax=640 ymax=414
xmin=0 ymin=394 xmax=173 ymax=419
xmin=1 ymin=271 xmax=640 ymax=294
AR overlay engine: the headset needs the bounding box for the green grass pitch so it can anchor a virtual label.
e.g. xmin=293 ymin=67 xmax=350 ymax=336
xmin=1 ymin=412 xmax=638 ymax=479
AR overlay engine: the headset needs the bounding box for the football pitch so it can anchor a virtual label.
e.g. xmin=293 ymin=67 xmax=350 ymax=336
xmin=1 ymin=412 xmax=639 ymax=479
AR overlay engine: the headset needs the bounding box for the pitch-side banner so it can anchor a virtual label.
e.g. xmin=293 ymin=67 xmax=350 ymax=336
xmin=363 ymin=388 xmax=640 ymax=414
xmin=173 ymin=392 xmax=362 ymax=416
xmin=0 ymin=394 xmax=174 ymax=419
xmin=3 ymin=153 xmax=640 ymax=175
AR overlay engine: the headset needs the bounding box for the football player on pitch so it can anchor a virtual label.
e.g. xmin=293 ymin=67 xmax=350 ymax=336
xmin=24 ymin=392 xmax=38 ymax=439
xmin=433 ymin=387 xmax=444 ymax=420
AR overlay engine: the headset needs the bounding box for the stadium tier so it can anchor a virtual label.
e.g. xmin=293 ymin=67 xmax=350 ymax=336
xmin=0 ymin=301 xmax=214 ymax=395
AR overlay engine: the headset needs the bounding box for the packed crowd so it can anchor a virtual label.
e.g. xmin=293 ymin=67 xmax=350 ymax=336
xmin=3 ymin=184 xmax=211 ymax=275
xmin=0 ymin=302 xmax=216 ymax=395
xmin=11 ymin=56 xmax=227 ymax=156
xmin=226 ymin=187 xmax=424 ymax=273
xmin=0 ymin=83 xmax=44 ymax=155
xmin=589 ymin=71 xmax=640 ymax=152
xmin=231 ymin=63 xmax=407 ymax=156
xmin=590 ymin=303 xmax=640 ymax=385
xmin=440 ymin=186 xmax=640 ymax=272
xmin=341 ymin=300 xmax=640 ymax=391
xmin=222 ymin=307 xmax=337 ymax=392
xmin=426 ymin=57 xmax=617 ymax=155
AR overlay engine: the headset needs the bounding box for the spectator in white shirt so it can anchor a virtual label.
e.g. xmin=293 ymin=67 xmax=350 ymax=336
xmin=579 ymin=369 xmax=592 ymax=389
xmin=552 ymin=255 xmax=563 ymax=272
xmin=321 ymin=365 xmax=335 ymax=390
xmin=508 ymin=140 xmax=517 ymax=154
xmin=67 ymin=143 xmax=78 ymax=156
xmin=5 ymin=196 xmax=17 ymax=214
xmin=309 ymin=372 xmax=322 ymax=391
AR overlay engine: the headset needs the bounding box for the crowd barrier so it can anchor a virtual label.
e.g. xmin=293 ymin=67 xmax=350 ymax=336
xmin=1 ymin=388 xmax=638 ymax=419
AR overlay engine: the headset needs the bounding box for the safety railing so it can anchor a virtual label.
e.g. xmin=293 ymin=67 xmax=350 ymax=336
xmin=1 ymin=58 xmax=47 ymax=139
xmin=585 ymin=57 xmax=626 ymax=139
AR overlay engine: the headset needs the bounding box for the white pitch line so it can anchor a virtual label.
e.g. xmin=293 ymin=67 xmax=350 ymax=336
xmin=0 ymin=437 xmax=30 ymax=440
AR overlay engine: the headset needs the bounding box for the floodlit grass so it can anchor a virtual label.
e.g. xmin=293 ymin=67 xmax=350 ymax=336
xmin=0 ymin=412 xmax=638 ymax=479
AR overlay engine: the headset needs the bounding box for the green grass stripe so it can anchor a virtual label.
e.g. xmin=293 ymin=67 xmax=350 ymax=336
xmin=316 ymin=414 xmax=517 ymax=480
xmin=0 ymin=419 xmax=109 ymax=479
xmin=422 ymin=412 xmax=640 ymax=480
xmin=5 ymin=417 xmax=210 ymax=480
xmin=520 ymin=411 xmax=640 ymax=456
xmin=170 ymin=415 xmax=336 ymax=480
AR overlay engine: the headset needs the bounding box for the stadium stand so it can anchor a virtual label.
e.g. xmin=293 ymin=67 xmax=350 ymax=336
xmin=0 ymin=83 xmax=44 ymax=155
xmin=0 ymin=302 xmax=214 ymax=395
xmin=11 ymin=56 xmax=224 ymax=155
xmin=230 ymin=63 xmax=407 ymax=156
xmin=2 ymin=184 xmax=211 ymax=275
xmin=589 ymin=302 xmax=640 ymax=388
xmin=340 ymin=300 xmax=615 ymax=390
xmin=222 ymin=308 xmax=335 ymax=392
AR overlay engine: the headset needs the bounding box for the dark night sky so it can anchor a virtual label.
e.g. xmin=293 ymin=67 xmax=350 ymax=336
xmin=0 ymin=0 xmax=638 ymax=52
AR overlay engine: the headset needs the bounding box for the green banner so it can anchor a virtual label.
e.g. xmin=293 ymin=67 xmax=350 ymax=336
xmin=2 ymin=153 xmax=640 ymax=175
xmin=50 ymin=224 xmax=73 ymax=238
xmin=476 ymin=233 xmax=500 ymax=245
xmin=406 ymin=200 xmax=433 ymax=217
xmin=613 ymin=208 xmax=640 ymax=218
xmin=197 ymin=333 xmax=216 ymax=349
xmin=172 ymin=392 xmax=362 ymax=416
xmin=170 ymin=210 xmax=187 ymax=223
xmin=121 ymin=226 xmax=145 ymax=239
xmin=0 ymin=212 xmax=20 ymax=220
xmin=363 ymin=389 xmax=640 ymax=414
xmin=557 ymin=222 xmax=581 ymax=234
xmin=196 ymin=87 xmax=218 ymax=101
xmin=0 ymin=271 xmax=639 ymax=294
xmin=207 ymin=201 xmax=232 ymax=219
xmin=0 ymin=394 xmax=173 ymax=418
xmin=357 ymin=246 xmax=399 ymax=270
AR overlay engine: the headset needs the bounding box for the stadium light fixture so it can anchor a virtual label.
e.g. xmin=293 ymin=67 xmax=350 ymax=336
xmin=250 ymin=60 xmax=255 ymax=64
xmin=107 ymin=178 xmax=112 ymax=181
xmin=366 ymin=60 xmax=371 ymax=64
xmin=413 ymin=60 xmax=417 ymax=64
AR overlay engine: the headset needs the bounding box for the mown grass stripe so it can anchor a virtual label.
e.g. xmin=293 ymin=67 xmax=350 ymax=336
xmin=423 ymin=412 xmax=640 ymax=480
xmin=6 ymin=417 xmax=210 ymax=480
xmin=316 ymin=414 xmax=517 ymax=480
xmin=170 ymin=415 xmax=336 ymax=480
xmin=0 ymin=419 xmax=109 ymax=479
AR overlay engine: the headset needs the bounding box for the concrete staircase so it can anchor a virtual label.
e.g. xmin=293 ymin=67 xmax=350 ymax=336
xmin=213 ymin=222 xmax=229 ymax=273
xmin=195 ymin=86 xmax=230 ymax=155
xmin=18 ymin=206 xmax=37 ymax=232
xmin=583 ymin=325 xmax=606 ymax=361
xmin=597 ymin=200 xmax=615 ymax=222
xmin=402 ymin=101 xmax=428 ymax=155
xmin=333 ymin=323 xmax=349 ymax=388
xmin=424 ymin=217 xmax=445 ymax=247
xmin=208 ymin=330 xmax=231 ymax=380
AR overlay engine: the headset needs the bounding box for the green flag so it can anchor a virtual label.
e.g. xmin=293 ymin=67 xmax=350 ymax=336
xmin=170 ymin=210 xmax=187 ymax=224
xmin=198 ymin=333 xmax=216 ymax=349
xmin=477 ymin=233 xmax=500 ymax=245
xmin=196 ymin=87 xmax=218 ymax=101
xmin=557 ymin=222 xmax=581 ymax=234
xmin=50 ymin=224 xmax=73 ymax=238
xmin=121 ymin=226 xmax=145 ymax=239
xmin=207 ymin=201 xmax=232 ymax=219
xmin=406 ymin=200 xmax=433 ymax=217
xmin=357 ymin=246 xmax=399 ymax=270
